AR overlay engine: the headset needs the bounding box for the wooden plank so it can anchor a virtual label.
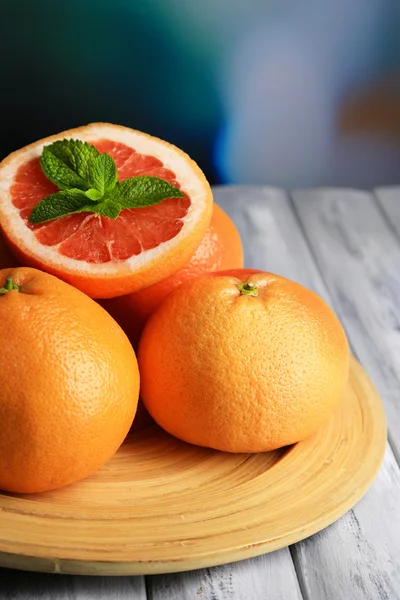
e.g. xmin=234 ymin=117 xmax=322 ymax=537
xmin=374 ymin=186 xmax=400 ymax=240
xmin=0 ymin=569 xmax=147 ymax=599
xmin=289 ymin=187 xmax=400 ymax=599
xmin=147 ymin=551 xmax=302 ymax=600
xmin=292 ymin=188 xmax=400 ymax=460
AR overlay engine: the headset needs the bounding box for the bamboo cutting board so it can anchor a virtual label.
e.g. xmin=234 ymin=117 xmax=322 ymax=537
xmin=0 ymin=356 xmax=386 ymax=576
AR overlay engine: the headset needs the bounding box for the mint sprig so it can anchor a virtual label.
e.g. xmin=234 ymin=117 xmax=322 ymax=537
xmin=30 ymin=139 xmax=184 ymax=223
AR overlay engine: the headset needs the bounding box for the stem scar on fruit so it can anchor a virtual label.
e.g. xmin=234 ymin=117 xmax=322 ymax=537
xmin=237 ymin=281 xmax=258 ymax=296
xmin=0 ymin=277 xmax=20 ymax=295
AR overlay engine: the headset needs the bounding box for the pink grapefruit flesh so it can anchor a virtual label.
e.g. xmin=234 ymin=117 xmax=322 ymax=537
xmin=10 ymin=140 xmax=191 ymax=264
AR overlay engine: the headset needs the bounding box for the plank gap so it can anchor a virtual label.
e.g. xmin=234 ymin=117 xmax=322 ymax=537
xmin=289 ymin=546 xmax=311 ymax=600
xmin=145 ymin=576 xmax=153 ymax=600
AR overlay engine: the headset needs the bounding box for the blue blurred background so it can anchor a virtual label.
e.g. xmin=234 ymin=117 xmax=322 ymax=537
xmin=1 ymin=0 xmax=400 ymax=187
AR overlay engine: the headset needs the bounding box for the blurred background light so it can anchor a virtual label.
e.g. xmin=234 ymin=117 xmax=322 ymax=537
xmin=1 ymin=0 xmax=399 ymax=187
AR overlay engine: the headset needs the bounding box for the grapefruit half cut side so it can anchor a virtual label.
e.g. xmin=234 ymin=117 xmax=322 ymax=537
xmin=0 ymin=123 xmax=213 ymax=298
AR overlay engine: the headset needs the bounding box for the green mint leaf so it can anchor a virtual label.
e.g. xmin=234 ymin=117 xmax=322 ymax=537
xmin=29 ymin=189 xmax=90 ymax=223
xmin=89 ymin=201 xmax=122 ymax=219
xmin=40 ymin=146 xmax=87 ymax=191
xmin=39 ymin=139 xmax=99 ymax=191
xmin=112 ymin=176 xmax=184 ymax=209
xmin=88 ymin=153 xmax=118 ymax=195
xmin=55 ymin=139 xmax=100 ymax=181
xmin=85 ymin=188 xmax=103 ymax=201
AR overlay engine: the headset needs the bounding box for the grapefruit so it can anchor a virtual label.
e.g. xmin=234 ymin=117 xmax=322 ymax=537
xmin=0 ymin=267 xmax=140 ymax=493
xmin=138 ymin=269 xmax=350 ymax=453
xmin=0 ymin=124 xmax=213 ymax=298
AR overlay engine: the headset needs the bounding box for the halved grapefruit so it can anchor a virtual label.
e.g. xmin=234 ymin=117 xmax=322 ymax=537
xmin=0 ymin=123 xmax=213 ymax=298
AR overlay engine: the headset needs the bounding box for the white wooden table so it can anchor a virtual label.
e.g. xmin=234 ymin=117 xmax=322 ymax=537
xmin=1 ymin=186 xmax=400 ymax=600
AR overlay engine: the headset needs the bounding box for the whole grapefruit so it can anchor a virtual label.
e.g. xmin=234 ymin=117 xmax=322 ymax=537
xmin=0 ymin=267 xmax=140 ymax=493
xmin=138 ymin=269 xmax=349 ymax=453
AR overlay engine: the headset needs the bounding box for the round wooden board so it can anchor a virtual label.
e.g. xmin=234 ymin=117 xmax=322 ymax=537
xmin=0 ymin=357 xmax=386 ymax=576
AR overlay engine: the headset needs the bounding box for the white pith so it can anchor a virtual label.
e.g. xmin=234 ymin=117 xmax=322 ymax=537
xmin=0 ymin=124 xmax=210 ymax=276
